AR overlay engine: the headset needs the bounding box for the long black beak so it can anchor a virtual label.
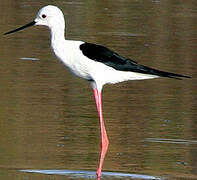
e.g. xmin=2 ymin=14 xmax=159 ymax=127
xmin=4 ymin=20 xmax=36 ymax=35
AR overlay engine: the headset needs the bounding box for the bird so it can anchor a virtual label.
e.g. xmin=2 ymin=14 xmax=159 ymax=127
xmin=4 ymin=5 xmax=191 ymax=178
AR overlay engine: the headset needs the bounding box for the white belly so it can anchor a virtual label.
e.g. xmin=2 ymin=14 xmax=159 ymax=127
xmin=52 ymin=40 xmax=158 ymax=88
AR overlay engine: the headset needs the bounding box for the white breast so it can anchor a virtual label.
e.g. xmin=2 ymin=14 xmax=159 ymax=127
xmin=52 ymin=40 xmax=93 ymax=80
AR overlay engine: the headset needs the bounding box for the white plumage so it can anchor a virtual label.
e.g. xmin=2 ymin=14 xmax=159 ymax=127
xmin=55 ymin=40 xmax=157 ymax=90
xmin=34 ymin=5 xmax=158 ymax=92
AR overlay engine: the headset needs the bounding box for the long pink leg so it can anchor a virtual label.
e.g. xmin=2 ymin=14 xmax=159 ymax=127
xmin=93 ymin=89 xmax=109 ymax=178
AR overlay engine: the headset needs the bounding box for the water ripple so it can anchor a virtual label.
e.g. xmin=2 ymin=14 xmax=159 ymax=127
xmin=19 ymin=169 xmax=162 ymax=179
xmin=144 ymin=138 xmax=197 ymax=145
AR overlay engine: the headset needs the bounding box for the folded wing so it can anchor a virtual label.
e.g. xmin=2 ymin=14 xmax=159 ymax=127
xmin=80 ymin=42 xmax=191 ymax=79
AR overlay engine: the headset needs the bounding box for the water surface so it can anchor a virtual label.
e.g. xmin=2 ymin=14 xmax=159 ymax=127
xmin=0 ymin=0 xmax=196 ymax=179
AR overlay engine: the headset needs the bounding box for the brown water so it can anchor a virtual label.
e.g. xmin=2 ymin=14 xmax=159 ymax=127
xmin=0 ymin=0 xmax=197 ymax=179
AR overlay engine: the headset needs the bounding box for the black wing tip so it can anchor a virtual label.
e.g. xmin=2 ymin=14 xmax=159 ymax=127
xmin=164 ymin=74 xmax=191 ymax=80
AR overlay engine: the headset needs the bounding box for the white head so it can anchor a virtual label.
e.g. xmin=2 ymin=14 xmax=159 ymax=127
xmin=4 ymin=5 xmax=65 ymax=35
xmin=35 ymin=5 xmax=65 ymax=30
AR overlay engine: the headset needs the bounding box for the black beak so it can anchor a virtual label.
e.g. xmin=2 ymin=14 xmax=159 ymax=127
xmin=4 ymin=20 xmax=36 ymax=35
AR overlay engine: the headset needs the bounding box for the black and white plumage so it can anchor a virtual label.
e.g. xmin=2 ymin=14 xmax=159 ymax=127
xmin=80 ymin=42 xmax=189 ymax=79
xmin=4 ymin=6 xmax=190 ymax=91
xmin=4 ymin=5 xmax=191 ymax=178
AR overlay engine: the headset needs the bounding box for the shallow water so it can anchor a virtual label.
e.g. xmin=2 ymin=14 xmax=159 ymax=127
xmin=0 ymin=0 xmax=197 ymax=180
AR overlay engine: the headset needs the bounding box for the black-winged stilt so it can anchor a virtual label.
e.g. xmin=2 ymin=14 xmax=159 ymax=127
xmin=4 ymin=5 xmax=190 ymax=178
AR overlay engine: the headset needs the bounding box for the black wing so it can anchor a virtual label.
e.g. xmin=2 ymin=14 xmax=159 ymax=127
xmin=80 ymin=42 xmax=190 ymax=79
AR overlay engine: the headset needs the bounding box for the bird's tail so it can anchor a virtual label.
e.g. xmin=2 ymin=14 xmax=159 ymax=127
xmin=139 ymin=64 xmax=191 ymax=80
xmin=152 ymin=68 xmax=191 ymax=80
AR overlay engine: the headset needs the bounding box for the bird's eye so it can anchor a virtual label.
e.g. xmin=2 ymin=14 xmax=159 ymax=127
xmin=42 ymin=14 xmax=47 ymax=18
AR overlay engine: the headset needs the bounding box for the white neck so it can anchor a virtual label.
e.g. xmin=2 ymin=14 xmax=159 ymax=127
xmin=50 ymin=25 xmax=65 ymax=48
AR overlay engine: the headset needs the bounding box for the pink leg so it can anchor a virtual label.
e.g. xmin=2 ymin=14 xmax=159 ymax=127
xmin=93 ymin=89 xmax=109 ymax=178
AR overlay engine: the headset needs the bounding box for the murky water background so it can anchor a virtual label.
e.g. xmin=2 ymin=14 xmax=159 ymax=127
xmin=0 ymin=0 xmax=197 ymax=179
